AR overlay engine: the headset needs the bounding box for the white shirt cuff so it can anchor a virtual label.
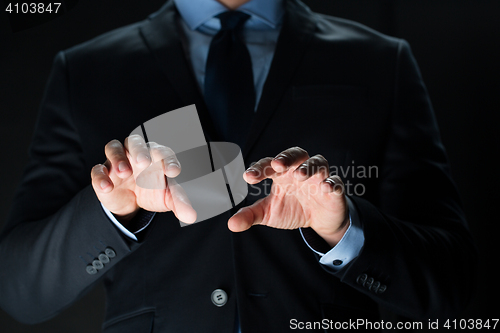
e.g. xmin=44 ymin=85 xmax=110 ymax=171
xmin=100 ymin=203 xmax=139 ymax=241
xmin=300 ymin=196 xmax=365 ymax=271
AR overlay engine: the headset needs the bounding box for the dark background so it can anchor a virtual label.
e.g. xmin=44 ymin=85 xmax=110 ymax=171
xmin=0 ymin=0 xmax=498 ymax=331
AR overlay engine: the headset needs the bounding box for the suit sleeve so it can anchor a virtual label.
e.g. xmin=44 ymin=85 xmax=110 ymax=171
xmin=328 ymin=40 xmax=477 ymax=320
xmin=0 ymin=52 xmax=144 ymax=324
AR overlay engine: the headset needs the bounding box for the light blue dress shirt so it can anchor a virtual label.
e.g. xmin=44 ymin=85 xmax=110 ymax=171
xmin=174 ymin=0 xmax=283 ymax=108
xmin=102 ymin=1 xmax=365 ymax=329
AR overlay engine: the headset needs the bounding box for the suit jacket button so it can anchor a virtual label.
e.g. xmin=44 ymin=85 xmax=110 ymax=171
xmin=105 ymin=247 xmax=116 ymax=258
xmin=377 ymin=285 xmax=387 ymax=294
xmin=365 ymin=277 xmax=374 ymax=288
xmin=92 ymin=259 xmax=104 ymax=270
xmin=211 ymin=289 xmax=227 ymax=307
xmin=86 ymin=265 xmax=97 ymax=275
xmin=356 ymin=274 xmax=368 ymax=285
xmin=98 ymin=253 xmax=110 ymax=264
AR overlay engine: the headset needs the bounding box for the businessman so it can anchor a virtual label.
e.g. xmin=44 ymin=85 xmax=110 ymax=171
xmin=0 ymin=0 xmax=477 ymax=332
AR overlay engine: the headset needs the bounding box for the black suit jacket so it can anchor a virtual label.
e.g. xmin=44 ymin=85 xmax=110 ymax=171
xmin=0 ymin=0 xmax=476 ymax=331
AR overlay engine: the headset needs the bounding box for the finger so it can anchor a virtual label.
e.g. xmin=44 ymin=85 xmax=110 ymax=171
xmin=124 ymin=135 xmax=151 ymax=172
xmin=148 ymin=142 xmax=181 ymax=178
xmin=321 ymin=175 xmax=345 ymax=195
xmin=104 ymin=139 xmax=132 ymax=179
xmin=228 ymin=198 xmax=265 ymax=232
xmin=135 ymin=160 xmax=167 ymax=190
xmin=167 ymin=178 xmax=197 ymax=223
xmin=91 ymin=164 xmax=114 ymax=194
xmin=293 ymin=154 xmax=329 ymax=181
xmin=243 ymin=157 xmax=276 ymax=184
xmin=271 ymin=146 xmax=310 ymax=173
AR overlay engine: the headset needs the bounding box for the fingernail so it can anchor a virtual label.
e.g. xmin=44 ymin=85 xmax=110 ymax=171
xmin=167 ymin=163 xmax=179 ymax=171
xmin=245 ymin=168 xmax=256 ymax=175
xmin=118 ymin=162 xmax=129 ymax=172
xmin=100 ymin=180 xmax=110 ymax=189
xmin=298 ymin=166 xmax=307 ymax=174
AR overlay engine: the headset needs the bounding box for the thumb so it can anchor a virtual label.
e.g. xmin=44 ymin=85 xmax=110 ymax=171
xmin=228 ymin=198 xmax=266 ymax=232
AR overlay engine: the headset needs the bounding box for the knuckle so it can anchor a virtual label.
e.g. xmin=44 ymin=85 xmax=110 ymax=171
xmin=331 ymin=175 xmax=343 ymax=183
xmin=157 ymin=147 xmax=176 ymax=160
xmin=105 ymin=139 xmax=121 ymax=149
xmin=129 ymin=134 xmax=143 ymax=141
xmin=258 ymin=157 xmax=273 ymax=166
xmin=286 ymin=147 xmax=308 ymax=161
xmin=161 ymin=146 xmax=176 ymax=155
xmin=91 ymin=164 xmax=104 ymax=175
xmin=294 ymin=146 xmax=308 ymax=155
xmin=163 ymin=155 xmax=178 ymax=166
xmin=312 ymin=155 xmax=329 ymax=170
xmin=314 ymin=154 xmax=326 ymax=162
xmin=277 ymin=151 xmax=292 ymax=160
xmin=130 ymin=142 xmax=148 ymax=155
xmin=262 ymin=157 xmax=274 ymax=165
xmin=105 ymin=141 xmax=125 ymax=157
xmin=125 ymin=135 xmax=139 ymax=149
xmin=127 ymin=135 xmax=146 ymax=146
xmin=91 ymin=173 xmax=102 ymax=182
xmin=92 ymin=174 xmax=103 ymax=183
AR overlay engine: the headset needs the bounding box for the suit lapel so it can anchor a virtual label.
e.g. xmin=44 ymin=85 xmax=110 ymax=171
xmin=139 ymin=1 xmax=220 ymax=142
xmin=243 ymin=0 xmax=317 ymax=158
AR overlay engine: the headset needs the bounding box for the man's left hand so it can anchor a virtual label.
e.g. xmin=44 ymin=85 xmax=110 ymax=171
xmin=228 ymin=147 xmax=350 ymax=247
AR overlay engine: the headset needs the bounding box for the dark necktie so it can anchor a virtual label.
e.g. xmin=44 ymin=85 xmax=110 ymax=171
xmin=204 ymin=11 xmax=255 ymax=147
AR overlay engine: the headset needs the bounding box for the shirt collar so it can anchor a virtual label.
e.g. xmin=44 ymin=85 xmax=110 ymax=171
xmin=173 ymin=0 xmax=284 ymax=30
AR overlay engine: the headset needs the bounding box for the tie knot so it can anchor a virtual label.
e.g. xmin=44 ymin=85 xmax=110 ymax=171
xmin=216 ymin=11 xmax=250 ymax=31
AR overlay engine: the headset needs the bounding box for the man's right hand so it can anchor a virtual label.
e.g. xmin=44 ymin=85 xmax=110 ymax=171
xmin=90 ymin=135 xmax=197 ymax=228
